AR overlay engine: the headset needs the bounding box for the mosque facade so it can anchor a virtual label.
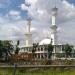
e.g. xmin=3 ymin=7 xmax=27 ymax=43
xmin=17 ymin=7 xmax=75 ymax=60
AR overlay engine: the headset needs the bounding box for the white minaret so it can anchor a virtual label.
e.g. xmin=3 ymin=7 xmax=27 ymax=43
xmin=51 ymin=7 xmax=58 ymax=45
xmin=25 ymin=17 xmax=32 ymax=47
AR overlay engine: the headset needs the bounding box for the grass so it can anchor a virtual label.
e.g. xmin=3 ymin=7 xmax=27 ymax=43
xmin=0 ymin=68 xmax=75 ymax=75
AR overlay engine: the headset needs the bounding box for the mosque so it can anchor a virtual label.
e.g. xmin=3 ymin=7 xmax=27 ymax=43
xmin=17 ymin=7 xmax=69 ymax=60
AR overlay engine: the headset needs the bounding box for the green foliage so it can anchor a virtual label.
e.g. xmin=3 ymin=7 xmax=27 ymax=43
xmin=0 ymin=68 xmax=75 ymax=75
xmin=15 ymin=40 xmax=20 ymax=54
xmin=15 ymin=46 xmax=20 ymax=54
xmin=32 ymin=43 xmax=38 ymax=58
xmin=0 ymin=40 xmax=13 ymax=61
xmin=64 ymin=44 xmax=73 ymax=58
xmin=48 ymin=44 xmax=53 ymax=59
xmin=32 ymin=43 xmax=37 ymax=53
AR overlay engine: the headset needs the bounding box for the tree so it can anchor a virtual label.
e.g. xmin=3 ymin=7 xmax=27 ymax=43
xmin=32 ymin=43 xmax=38 ymax=58
xmin=48 ymin=44 xmax=54 ymax=59
xmin=15 ymin=40 xmax=20 ymax=54
xmin=47 ymin=44 xmax=54 ymax=65
xmin=0 ymin=41 xmax=3 ymax=58
xmin=64 ymin=44 xmax=73 ymax=58
xmin=0 ymin=40 xmax=13 ymax=62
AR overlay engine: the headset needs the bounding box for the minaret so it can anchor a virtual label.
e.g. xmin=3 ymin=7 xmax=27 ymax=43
xmin=25 ymin=17 xmax=32 ymax=47
xmin=50 ymin=7 xmax=58 ymax=45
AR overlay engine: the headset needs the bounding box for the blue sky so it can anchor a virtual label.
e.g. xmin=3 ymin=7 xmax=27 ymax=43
xmin=68 ymin=0 xmax=75 ymax=5
xmin=0 ymin=0 xmax=75 ymax=45
xmin=0 ymin=0 xmax=27 ymax=19
xmin=0 ymin=0 xmax=75 ymax=19
xmin=0 ymin=0 xmax=75 ymax=20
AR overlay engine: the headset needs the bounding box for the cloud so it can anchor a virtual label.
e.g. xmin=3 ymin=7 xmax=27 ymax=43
xmin=20 ymin=0 xmax=75 ymax=44
xmin=30 ymin=27 xmax=37 ymax=33
xmin=21 ymin=0 xmax=75 ymax=23
xmin=9 ymin=10 xmax=20 ymax=16
xmin=0 ymin=0 xmax=75 ymax=45
xmin=21 ymin=4 xmax=29 ymax=11
xmin=25 ymin=0 xmax=37 ymax=5
xmin=0 ymin=19 xmax=27 ymax=40
xmin=8 ymin=10 xmax=21 ymax=20
xmin=62 ymin=0 xmax=75 ymax=18
xmin=0 ymin=24 xmax=20 ymax=40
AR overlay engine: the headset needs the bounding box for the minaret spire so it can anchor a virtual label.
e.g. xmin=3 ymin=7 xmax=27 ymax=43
xmin=27 ymin=17 xmax=32 ymax=33
xmin=50 ymin=6 xmax=58 ymax=45
xmin=25 ymin=17 xmax=32 ymax=47
xmin=51 ymin=6 xmax=58 ymax=25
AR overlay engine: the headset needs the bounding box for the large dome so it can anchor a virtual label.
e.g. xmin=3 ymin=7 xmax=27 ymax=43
xmin=39 ymin=38 xmax=51 ymax=45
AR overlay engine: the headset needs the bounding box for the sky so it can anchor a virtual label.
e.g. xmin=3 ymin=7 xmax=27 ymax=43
xmin=0 ymin=0 xmax=75 ymax=45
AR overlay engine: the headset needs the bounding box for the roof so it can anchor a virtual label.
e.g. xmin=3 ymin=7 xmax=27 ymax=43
xmin=39 ymin=38 xmax=51 ymax=45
